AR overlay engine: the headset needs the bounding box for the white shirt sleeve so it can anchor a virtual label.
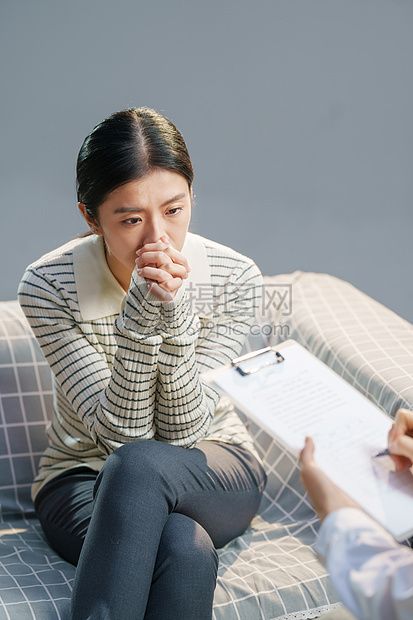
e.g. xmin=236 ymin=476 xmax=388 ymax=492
xmin=315 ymin=507 xmax=413 ymax=620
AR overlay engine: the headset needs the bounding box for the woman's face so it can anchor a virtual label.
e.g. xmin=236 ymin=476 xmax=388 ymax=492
xmin=79 ymin=169 xmax=192 ymax=291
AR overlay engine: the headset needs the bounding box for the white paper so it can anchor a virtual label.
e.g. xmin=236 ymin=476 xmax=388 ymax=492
xmin=203 ymin=341 xmax=413 ymax=541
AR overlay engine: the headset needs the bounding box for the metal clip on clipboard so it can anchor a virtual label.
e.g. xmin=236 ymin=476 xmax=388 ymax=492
xmin=231 ymin=346 xmax=285 ymax=377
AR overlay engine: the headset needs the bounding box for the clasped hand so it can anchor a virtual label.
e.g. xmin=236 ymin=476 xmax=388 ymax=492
xmin=135 ymin=236 xmax=191 ymax=302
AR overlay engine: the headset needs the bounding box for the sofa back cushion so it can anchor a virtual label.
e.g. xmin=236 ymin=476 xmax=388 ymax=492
xmin=0 ymin=300 xmax=53 ymax=516
xmin=263 ymin=271 xmax=413 ymax=417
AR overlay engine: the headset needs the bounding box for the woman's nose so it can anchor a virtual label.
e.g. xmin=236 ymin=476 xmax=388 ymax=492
xmin=143 ymin=218 xmax=163 ymax=245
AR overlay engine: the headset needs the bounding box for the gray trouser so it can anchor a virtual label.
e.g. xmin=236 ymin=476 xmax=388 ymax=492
xmin=35 ymin=440 xmax=266 ymax=620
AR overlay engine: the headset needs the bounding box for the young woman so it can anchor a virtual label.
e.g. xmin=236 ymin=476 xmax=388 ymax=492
xmin=18 ymin=107 xmax=267 ymax=619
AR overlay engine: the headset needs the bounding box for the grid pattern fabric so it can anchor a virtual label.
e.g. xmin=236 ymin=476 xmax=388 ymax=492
xmin=0 ymin=301 xmax=53 ymax=515
xmin=0 ymin=301 xmax=75 ymax=619
xmin=263 ymin=271 xmax=413 ymax=417
xmin=1 ymin=269 xmax=412 ymax=619
xmin=212 ymin=271 xmax=413 ymax=619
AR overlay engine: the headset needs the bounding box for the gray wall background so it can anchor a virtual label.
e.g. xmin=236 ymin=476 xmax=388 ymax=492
xmin=1 ymin=0 xmax=412 ymax=322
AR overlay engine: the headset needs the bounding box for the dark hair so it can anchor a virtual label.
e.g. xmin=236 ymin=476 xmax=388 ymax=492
xmin=76 ymin=107 xmax=194 ymax=220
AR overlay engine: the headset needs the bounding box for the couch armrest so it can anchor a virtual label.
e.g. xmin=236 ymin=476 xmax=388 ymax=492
xmin=263 ymin=271 xmax=413 ymax=417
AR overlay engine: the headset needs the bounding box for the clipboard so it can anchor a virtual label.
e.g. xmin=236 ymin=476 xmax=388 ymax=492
xmin=202 ymin=339 xmax=413 ymax=541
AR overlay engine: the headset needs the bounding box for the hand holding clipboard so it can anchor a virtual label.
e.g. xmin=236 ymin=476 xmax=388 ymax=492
xmin=202 ymin=340 xmax=413 ymax=541
xmin=300 ymin=409 xmax=413 ymax=526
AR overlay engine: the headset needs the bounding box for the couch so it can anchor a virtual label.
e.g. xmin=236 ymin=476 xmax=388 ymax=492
xmin=1 ymin=270 xmax=412 ymax=619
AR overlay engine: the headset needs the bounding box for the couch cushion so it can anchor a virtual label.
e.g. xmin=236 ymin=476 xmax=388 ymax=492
xmin=2 ymin=271 xmax=412 ymax=619
xmin=0 ymin=301 xmax=75 ymax=619
xmin=263 ymin=271 xmax=413 ymax=416
xmin=0 ymin=523 xmax=74 ymax=619
xmin=0 ymin=297 xmax=342 ymax=619
xmin=0 ymin=301 xmax=53 ymax=517
xmin=226 ymin=271 xmax=413 ymax=619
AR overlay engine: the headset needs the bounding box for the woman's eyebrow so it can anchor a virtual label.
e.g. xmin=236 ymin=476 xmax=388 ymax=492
xmin=113 ymin=193 xmax=187 ymax=214
xmin=113 ymin=206 xmax=143 ymax=214
xmin=160 ymin=193 xmax=187 ymax=207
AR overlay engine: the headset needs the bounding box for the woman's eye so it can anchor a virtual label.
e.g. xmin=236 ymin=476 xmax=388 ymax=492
xmin=123 ymin=217 xmax=141 ymax=225
xmin=167 ymin=207 xmax=182 ymax=215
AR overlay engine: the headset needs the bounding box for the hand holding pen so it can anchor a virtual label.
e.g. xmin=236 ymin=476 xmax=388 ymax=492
xmin=300 ymin=408 xmax=413 ymax=522
xmin=375 ymin=408 xmax=413 ymax=471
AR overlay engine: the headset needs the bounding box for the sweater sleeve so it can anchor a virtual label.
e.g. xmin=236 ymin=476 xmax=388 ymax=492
xmin=315 ymin=507 xmax=413 ymax=620
xmin=18 ymin=264 xmax=164 ymax=455
xmin=152 ymin=257 xmax=263 ymax=446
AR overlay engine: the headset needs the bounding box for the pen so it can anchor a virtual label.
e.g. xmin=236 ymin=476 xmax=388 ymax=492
xmin=374 ymin=429 xmax=413 ymax=458
xmin=374 ymin=448 xmax=392 ymax=458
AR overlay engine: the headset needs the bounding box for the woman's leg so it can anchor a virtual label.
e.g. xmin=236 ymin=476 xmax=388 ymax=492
xmin=34 ymin=467 xmax=97 ymax=566
xmin=34 ymin=467 xmax=218 ymax=619
xmin=145 ymin=513 xmax=218 ymax=620
xmin=70 ymin=440 xmax=266 ymax=620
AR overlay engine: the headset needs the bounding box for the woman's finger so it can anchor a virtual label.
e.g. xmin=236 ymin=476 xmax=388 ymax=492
xmin=138 ymin=261 xmax=189 ymax=283
xmin=138 ymin=266 xmax=174 ymax=283
xmin=161 ymin=246 xmax=190 ymax=272
xmin=157 ymin=277 xmax=183 ymax=294
xmin=136 ymin=256 xmax=189 ymax=279
xmin=147 ymin=277 xmax=183 ymax=301
xmin=136 ymin=241 xmax=169 ymax=255
xmin=157 ymin=262 xmax=189 ymax=279
xmin=137 ymin=242 xmax=190 ymax=273
xmin=136 ymin=250 xmax=173 ymax=268
xmin=147 ymin=281 xmax=175 ymax=302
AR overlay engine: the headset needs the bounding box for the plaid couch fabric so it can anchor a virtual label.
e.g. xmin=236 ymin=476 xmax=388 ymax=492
xmin=1 ymin=271 xmax=413 ymax=619
xmin=0 ymin=301 xmax=74 ymax=619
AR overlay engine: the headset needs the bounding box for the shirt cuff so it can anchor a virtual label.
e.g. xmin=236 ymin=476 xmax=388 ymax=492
xmin=315 ymin=507 xmax=395 ymax=561
xmin=160 ymin=280 xmax=200 ymax=339
xmin=119 ymin=269 xmax=163 ymax=334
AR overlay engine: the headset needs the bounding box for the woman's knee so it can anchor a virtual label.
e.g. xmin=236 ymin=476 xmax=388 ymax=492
xmin=165 ymin=513 xmax=217 ymax=566
xmin=94 ymin=440 xmax=184 ymax=498
xmin=155 ymin=513 xmax=218 ymax=584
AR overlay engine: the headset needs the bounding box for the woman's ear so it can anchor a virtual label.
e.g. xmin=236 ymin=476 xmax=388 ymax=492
xmin=78 ymin=203 xmax=102 ymax=235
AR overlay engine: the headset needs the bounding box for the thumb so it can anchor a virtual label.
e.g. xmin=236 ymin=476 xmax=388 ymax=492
xmin=300 ymin=436 xmax=315 ymax=467
xmin=389 ymin=434 xmax=413 ymax=464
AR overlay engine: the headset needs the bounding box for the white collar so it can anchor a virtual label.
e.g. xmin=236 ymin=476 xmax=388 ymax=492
xmin=73 ymin=232 xmax=211 ymax=320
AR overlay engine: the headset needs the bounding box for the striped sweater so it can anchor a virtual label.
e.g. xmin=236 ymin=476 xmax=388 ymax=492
xmin=18 ymin=232 xmax=263 ymax=500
